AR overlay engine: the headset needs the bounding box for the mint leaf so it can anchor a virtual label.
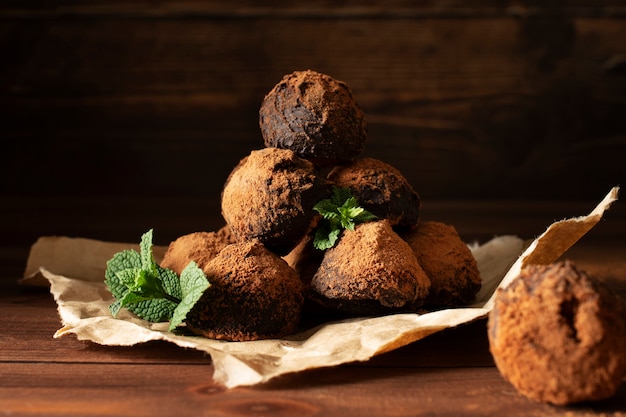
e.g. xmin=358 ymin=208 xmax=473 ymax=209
xmin=314 ymin=222 xmax=340 ymax=250
xmin=354 ymin=209 xmax=378 ymax=224
xmin=313 ymin=186 xmax=377 ymax=250
xmin=105 ymin=250 xmax=142 ymax=301
xmin=114 ymin=266 xmax=179 ymax=322
xmin=126 ymin=298 xmax=178 ymax=323
xmin=140 ymin=229 xmax=157 ymax=274
xmin=109 ymin=299 xmax=123 ymax=317
xmin=314 ymin=199 xmax=340 ymax=219
xmin=104 ymin=229 xmax=209 ymax=329
xmin=169 ymin=261 xmax=210 ymax=331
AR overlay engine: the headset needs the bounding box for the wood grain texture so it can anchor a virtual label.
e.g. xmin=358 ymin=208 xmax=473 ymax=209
xmin=1 ymin=1 xmax=625 ymax=215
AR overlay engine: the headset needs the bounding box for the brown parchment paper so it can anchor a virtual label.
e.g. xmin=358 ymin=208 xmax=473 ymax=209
xmin=20 ymin=187 xmax=619 ymax=388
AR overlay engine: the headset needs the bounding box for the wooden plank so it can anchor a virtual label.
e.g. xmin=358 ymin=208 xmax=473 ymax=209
xmin=2 ymin=17 xmax=625 ymax=202
xmin=2 ymin=19 xmax=533 ymax=98
xmin=2 ymin=1 xmax=626 ymax=18
xmin=5 ymin=17 xmax=624 ymax=100
xmin=2 ymin=362 xmax=625 ymax=416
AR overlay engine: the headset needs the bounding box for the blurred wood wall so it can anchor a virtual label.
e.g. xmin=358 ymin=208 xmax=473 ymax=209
xmin=2 ymin=1 xmax=625 ymax=245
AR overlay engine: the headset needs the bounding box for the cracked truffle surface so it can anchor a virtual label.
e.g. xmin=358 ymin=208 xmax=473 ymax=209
xmin=221 ymin=147 xmax=327 ymax=255
xmin=186 ymin=240 xmax=304 ymax=341
xmin=488 ymin=260 xmax=626 ymax=405
xmin=259 ymin=70 xmax=367 ymax=166
xmin=328 ymin=157 xmax=420 ymax=228
xmin=310 ymin=219 xmax=430 ymax=316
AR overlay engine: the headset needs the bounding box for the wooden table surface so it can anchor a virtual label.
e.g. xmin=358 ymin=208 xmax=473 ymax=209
xmin=1 ymin=199 xmax=625 ymax=417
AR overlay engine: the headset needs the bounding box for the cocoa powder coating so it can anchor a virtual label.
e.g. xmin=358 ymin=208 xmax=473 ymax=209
xmin=186 ymin=240 xmax=305 ymax=341
xmin=259 ymin=70 xmax=367 ymax=166
xmin=310 ymin=219 xmax=430 ymax=315
xmin=401 ymin=221 xmax=481 ymax=307
xmin=328 ymin=157 xmax=420 ymax=227
xmin=488 ymin=260 xmax=626 ymax=405
xmin=160 ymin=226 xmax=236 ymax=275
xmin=282 ymin=232 xmax=323 ymax=287
xmin=221 ymin=147 xmax=327 ymax=255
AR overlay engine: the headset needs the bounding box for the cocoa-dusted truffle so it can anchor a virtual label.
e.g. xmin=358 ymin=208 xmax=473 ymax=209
xmin=401 ymin=221 xmax=481 ymax=308
xmin=282 ymin=233 xmax=323 ymax=287
xmin=160 ymin=226 xmax=236 ymax=275
xmin=310 ymin=219 xmax=430 ymax=316
xmin=488 ymin=260 xmax=626 ymax=405
xmin=185 ymin=240 xmax=305 ymax=341
xmin=328 ymin=157 xmax=420 ymax=228
xmin=221 ymin=147 xmax=327 ymax=255
xmin=259 ymin=70 xmax=367 ymax=166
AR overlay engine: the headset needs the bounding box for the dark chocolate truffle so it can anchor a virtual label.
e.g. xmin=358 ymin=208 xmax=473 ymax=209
xmin=160 ymin=226 xmax=236 ymax=275
xmin=186 ymin=240 xmax=305 ymax=341
xmin=259 ymin=70 xmax=367 ymax=166
xmin=401 ymin=221 xmax=481 ymax=307
xmin=221 ymin=147 xmax=327 ymax=255
xmin=310 ymin=219 xmax=430 ymax=316
xmin=328 ymin=157 xmax=420 ymax=227
xmin=488 ymin=260 xmax=626 ymax=405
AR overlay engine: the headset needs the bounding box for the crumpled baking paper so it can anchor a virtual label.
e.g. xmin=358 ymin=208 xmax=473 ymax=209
xmin=20 ymin=187 xmax=619 ymax=388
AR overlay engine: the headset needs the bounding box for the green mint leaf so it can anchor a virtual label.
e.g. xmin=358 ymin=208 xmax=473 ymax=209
xmin=354 ymin=210 xmax=378 ymax=223
xmin=157 ymin=265 xmax=183 ymax=301
xmin=340 ymin=217 xmax=356 ymax=231
xmin=313 ymin=199 xmax=339 ymax=218
xmin=312 ymin=186 xmax=377 ymax=250
xmin=105 ymin=229 xmax=181 ymax=322
xmin=169 ymin=261 xmax=211 ymax=331
xmin=140 ymin=229 xmax=157 ymax=274
xmin=126 ymin=298 xmax=179 ymax=323
xmin=105 ymin=250 xmax=142 ymax=301
xmin=313 ymin=226 xmax=341 ymax=250
xmin=313 ymin=225 xmax=333 ymax=250
xmin=327 ymin=228 xmax=342 ymax=248
xmin=119 ymin=290 xmax=154 ymax=307
xmin=105 ymin=229 xmax=211 ymax=330
xmin=116 ymin=267 xmax=175 ymax=303
xmin=109 ymin=300 xmax=123 ymax=317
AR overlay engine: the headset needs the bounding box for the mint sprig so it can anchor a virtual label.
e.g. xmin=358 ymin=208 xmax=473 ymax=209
xmin=105 ymin=229 xmax=210 ymax=331
xmin=313 ymin=186 xmax=377 ymax=250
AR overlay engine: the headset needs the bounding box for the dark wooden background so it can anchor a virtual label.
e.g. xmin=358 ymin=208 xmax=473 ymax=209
xmin=1 ymin=1 xmax=625 ymax=281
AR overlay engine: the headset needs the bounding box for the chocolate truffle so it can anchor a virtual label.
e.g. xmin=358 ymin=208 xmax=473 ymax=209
xmin=185 ymin=240 xmax=305 ymax=341
xmin=160 ymin=226 xmax=236 ymax=275
xmin=328 ymin=157 xmax=420 ymax=228
xmin=259 ymin=70 xmax=367 ymax=166
xmin=488 ymin=260 xmax=626 ymax=405
xmin=282 ymin=232 xmax=323 ymax=287
xmin=310 ymin=219 xmax=431 ymax=316
xmin=401 ymin=221 xmax=481 ymax=308
xmin=221 ymin=147 xmax=327 ymax=255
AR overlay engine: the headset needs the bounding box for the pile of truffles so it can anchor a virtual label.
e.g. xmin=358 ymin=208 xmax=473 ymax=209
xmin=161 ymin=70 xmax=482 ymax=341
